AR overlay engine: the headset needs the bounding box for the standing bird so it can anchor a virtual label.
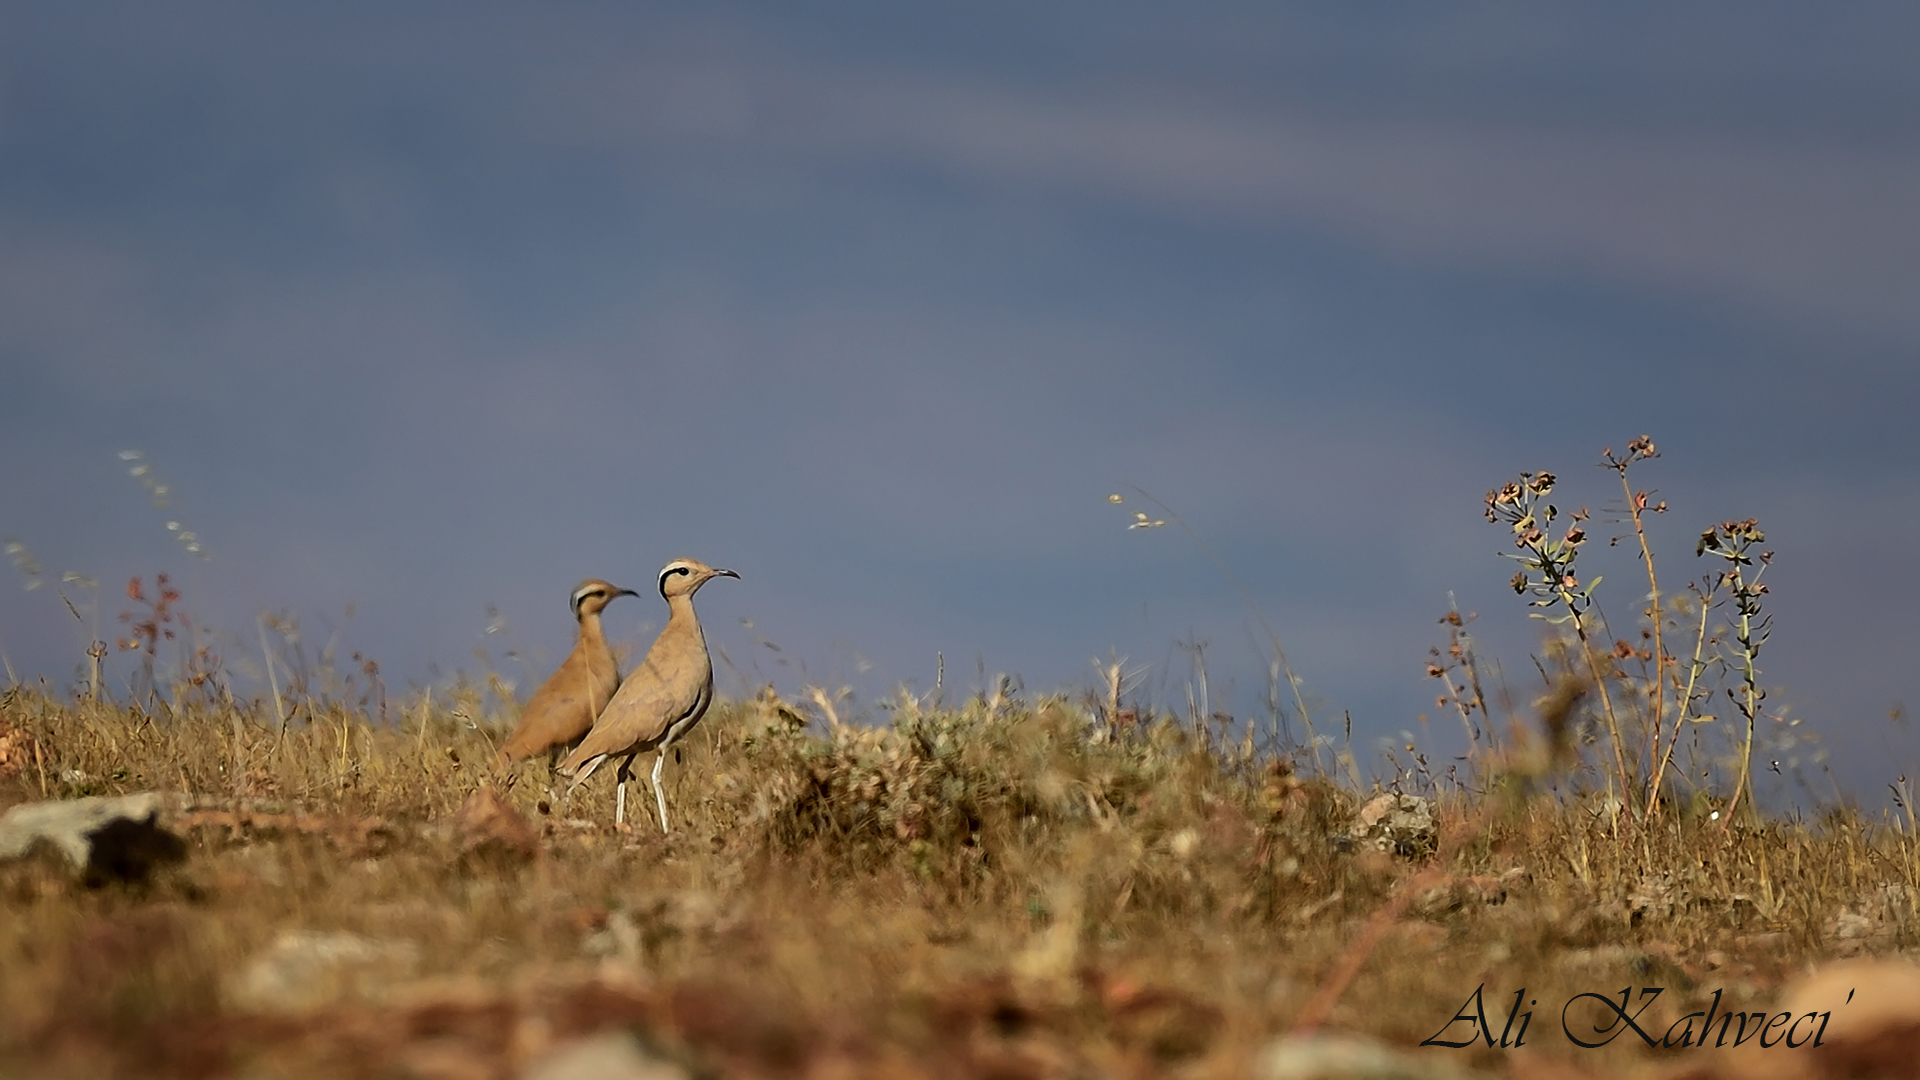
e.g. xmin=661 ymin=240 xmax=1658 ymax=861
xmin=492 ymin=579 xmax=638 ymax=770
xmin=558 ymin=558 xmax=738 ymax=831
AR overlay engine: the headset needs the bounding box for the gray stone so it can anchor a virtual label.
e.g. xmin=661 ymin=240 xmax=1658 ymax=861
xmin=1348 ymin=793 xmax=1436 ymax=857
xmin=0 ymin=792 xmax=186 ymax=883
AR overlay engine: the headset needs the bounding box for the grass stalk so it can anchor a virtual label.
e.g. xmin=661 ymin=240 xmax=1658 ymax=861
xmin=1649 ymin=585 xmax=1715 ymax=817
xmin=1603 ymin=440 xmax=1669 ymax=817
xmin=1117 ymin=486 xmax=1322 ymax=773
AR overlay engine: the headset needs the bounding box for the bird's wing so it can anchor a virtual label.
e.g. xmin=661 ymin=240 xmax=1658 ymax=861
xmin=559 ymin=640 xmax=704 ymax=770
xmin=497 ymin=643 xmax=618 ymax=763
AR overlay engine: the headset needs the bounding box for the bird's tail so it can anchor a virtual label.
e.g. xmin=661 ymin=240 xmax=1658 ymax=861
xmin=561 ymin=753 xmax=606 ymax=788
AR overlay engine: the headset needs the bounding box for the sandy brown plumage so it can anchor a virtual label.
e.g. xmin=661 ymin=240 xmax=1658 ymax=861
xmin=558 ymin=558 xmax=737 ymax=831
xmin=492 ymin=579 xmax=637 ymax=770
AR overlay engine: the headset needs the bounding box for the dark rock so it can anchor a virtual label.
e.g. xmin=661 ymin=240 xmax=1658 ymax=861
xmin=0 ymin=793 xmax=188 ymax=885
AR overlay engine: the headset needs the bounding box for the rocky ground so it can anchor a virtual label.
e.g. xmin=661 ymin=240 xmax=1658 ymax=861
xmin=3 ymin=689 xmax=1918 ymax=1079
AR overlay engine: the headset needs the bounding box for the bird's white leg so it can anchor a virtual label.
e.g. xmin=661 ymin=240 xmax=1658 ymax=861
xmin=614 ymin=755 xmax=633 ymax=828
xmin=651 ymin=750 xmax=670 ymax=834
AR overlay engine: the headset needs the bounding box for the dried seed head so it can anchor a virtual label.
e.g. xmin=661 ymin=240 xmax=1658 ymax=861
xmin=4 ymin=539 xmax=43 ymax=590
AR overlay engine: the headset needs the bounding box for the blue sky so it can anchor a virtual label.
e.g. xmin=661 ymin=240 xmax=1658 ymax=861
xmin=3 ymin=3 xmax=1918 ymax=803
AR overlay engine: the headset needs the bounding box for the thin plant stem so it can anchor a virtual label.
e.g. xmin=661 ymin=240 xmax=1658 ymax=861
xmin=1619 ymin=481 xmax=1665 ymax=806
xmin=1697 ymin=519 xmax=1770 ymax=833
xmin=1557 ymin=587 xmax=1634 ymax=818
xmin=259 ymin=614 xmax=287 ymax=731
xmin=1122 ymin=485 xmax=1322 ymax=773
xmin=1724 ymin=589 xmax=1762 ymax=831
xmin=1649 ymin=585 xmax=1715 ymax=820
xmin=1435 ymin=594 xmax=1494 ymax=759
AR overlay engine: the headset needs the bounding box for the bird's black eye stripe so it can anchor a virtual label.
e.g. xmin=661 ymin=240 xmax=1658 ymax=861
xmin=658 ymin=565 xmax=692 ymax=595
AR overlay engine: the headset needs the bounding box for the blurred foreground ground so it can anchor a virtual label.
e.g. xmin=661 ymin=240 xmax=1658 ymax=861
xmin=2 ymin=688 xmax=1917 ymax=1079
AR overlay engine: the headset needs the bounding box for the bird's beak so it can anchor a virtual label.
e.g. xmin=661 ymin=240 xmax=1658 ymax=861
xmin=615 ymin=588 xmax=640 ymax=598
xmin=712 ymin=568 xmax=741 ymax=580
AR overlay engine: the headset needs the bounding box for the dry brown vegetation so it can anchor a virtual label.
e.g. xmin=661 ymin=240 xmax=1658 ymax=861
xmin=2 ymin=679 xmax=1918 ymax=1080
xmin=6 ymin=439 xmax=1920 ymax=1078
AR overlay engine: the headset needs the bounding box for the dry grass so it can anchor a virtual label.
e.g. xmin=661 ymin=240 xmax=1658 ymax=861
xmin=4 ymin=438 xmax=1915 ymax=1077
xmin=2 ymin=681 xmax=1918 ymax=1080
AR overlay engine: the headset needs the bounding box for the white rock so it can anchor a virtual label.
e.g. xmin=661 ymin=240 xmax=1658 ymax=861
xmin=0 ymin=792 xmax=185 ymax=881
xmin=522 ymin=1032 xmax=689 ymax=1080
xmin=0 ymin=792 xmax=162 ymax=863
xmin=229 ymin=929 xmax=420 ymax=1012
xmin=1257 ymin=1033 xmax=1482 ymax=1080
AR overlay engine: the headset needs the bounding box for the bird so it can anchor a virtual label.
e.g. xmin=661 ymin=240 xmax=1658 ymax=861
xmin=492 ymin=579 xmax=637 ymax=770
xmin=558 ymin=558 xmax=738 ymax=831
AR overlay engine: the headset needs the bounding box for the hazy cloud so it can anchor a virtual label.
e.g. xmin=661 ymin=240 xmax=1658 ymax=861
xmin=2 ymin=2 xmax=1916 ymax=800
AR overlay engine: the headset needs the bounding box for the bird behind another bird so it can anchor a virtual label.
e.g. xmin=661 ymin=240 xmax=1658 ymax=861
xmin=493 ymin=579 xmax=637 ymax=770
xmin=558 ymin=558 xmax=737 ymax=831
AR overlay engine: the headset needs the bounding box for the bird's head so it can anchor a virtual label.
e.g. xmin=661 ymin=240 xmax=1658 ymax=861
xmin=657 ymin=558 xmax=740 ymax=600
xmin=570 ymin=579 xmax=639 ymax=619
